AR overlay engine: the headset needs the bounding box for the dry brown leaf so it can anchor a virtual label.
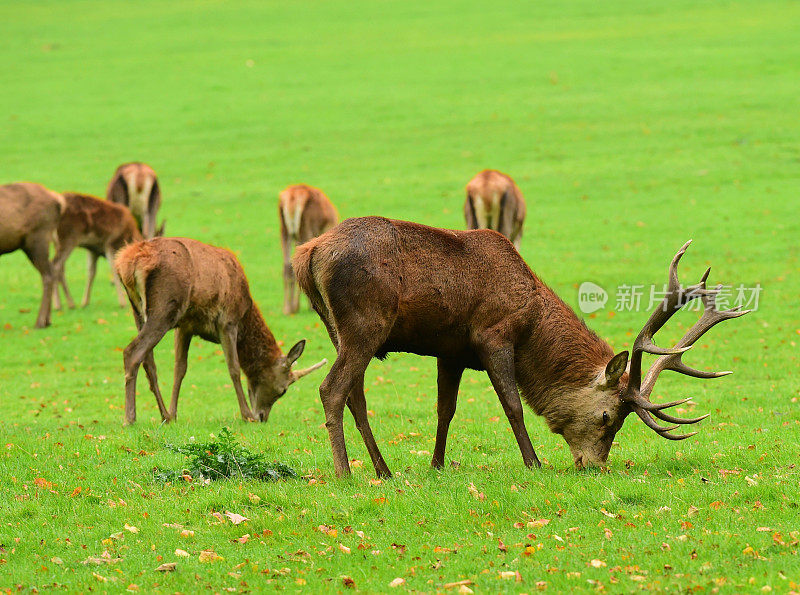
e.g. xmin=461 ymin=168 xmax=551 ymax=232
xmin=338 ymin=543 xmax=351 ymax=554
xmin=198 ymin=550 xmax=223 ymax=563
xmin=124 ymin=523 xmax=139 ymax=534
xmin=341 ymin=575 xmax=356 ymax=588
xmin=155 ymin=562 xmax=177 ymax=572
xmin=589 ymin=559 xmax=606 ymax=568
xmin=444 ymin=579 xmax=473 ymax=588
xmin=224 ymin=511 xmax=248 ymax=525
xmin=388 ymin=578 xmax=406 ymax=587
xmin=175 ymin=549 xmax=190 ymax=557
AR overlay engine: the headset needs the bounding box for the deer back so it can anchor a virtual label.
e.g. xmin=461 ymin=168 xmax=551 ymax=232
xmin=0 ymin=183 xmax=65 ymax=253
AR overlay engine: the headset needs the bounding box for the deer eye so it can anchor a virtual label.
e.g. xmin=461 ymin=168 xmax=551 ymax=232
xmin=602 ymin=411 xmax=610 ymax=426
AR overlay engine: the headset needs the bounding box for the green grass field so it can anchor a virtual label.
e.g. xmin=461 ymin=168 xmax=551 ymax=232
xmin=1 ymin=0 xmax=799 ymax=592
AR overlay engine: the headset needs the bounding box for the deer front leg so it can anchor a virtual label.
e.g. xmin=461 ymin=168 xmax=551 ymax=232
xmin=81 ymin=252 xmax=98 ymax=307
xmin=346 ymin=373 xmax=391 ymax=478
xmin=431 ymin=358 xmax=464 ymax=469
xmin=105 ymin=246 xmax=128 ymax=307
xmin=219 ymin=324 xmax=256 ymax=421
xmin=169 ymin=327 xmax=192 ymax=420
xmin=480 ymin=344 xmax=541 ymax=468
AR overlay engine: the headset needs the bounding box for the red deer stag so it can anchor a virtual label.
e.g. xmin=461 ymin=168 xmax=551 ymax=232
xmin=107 ymin=162 xmax=162 ymax=239
xmin=0 ymin=183 xmax=65 ymax=328
xmin=294 ymin=217 xmax=748 ymax=478
xmin=52 ymin=192 xmax=142 ymax=310
xmin=464 ymin=169 xmax=526 ymax=249
xmin=279 ymin=184 xmax=338 ymax=314
xmin=115 ymin=237 xmax=326 ymax=425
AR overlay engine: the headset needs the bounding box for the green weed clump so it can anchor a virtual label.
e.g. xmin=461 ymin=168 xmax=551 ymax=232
xmin=155 ymin=427 xmax=297 ymax=483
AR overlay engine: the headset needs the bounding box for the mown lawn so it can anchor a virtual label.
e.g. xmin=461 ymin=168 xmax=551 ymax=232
xmin=1 ymin=0 xmax=798 ymax=592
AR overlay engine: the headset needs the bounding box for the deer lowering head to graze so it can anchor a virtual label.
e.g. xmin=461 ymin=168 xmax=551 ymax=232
xmin=279 ymin=184 xmax=338 ymax=314
xmin=107 ymin=162 xmax=163 ymax=239
xmin=52 ymin=192 xmax=142 ymax=310
xmin=115 ymin=237 xmax=326 ymax=425
xmin=0 ymin=183 xmax=65 ymax=328
xmin=464 ymin=169 xmax=526 ymax=249
xmin=293 ymin=217 xmax=748 ymax=478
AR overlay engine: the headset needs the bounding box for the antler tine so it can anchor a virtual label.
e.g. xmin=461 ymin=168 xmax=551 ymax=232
xmin=640 ymin=287 xmax=751 ymax=396
xmin=627 ymin=240 xmax=704 ymax=390
xmin=632 ymin=408 xmax=700 ymax=440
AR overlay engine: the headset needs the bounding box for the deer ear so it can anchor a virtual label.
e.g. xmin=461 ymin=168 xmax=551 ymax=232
xmin=286 ymin=340 xmax=306 ymax=366
xmin=603 ymin=351 xmax=629 ymax=388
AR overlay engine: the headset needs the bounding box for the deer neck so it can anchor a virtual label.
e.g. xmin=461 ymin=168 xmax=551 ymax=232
xmin=515 ymin=284 xmax=614 ymax=419
xmin=236 ymin=304 xmax=283 ymax=380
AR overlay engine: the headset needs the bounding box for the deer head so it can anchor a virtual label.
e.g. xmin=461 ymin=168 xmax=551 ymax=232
xmin=247 ymin=340 xmax=327 ymax=422
xmin=563 ymin=241 xmax=749 ymax=468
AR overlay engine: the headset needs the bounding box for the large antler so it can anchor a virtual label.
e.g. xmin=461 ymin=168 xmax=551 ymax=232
xmin=622 ymin=241 xmax=749 ymax=440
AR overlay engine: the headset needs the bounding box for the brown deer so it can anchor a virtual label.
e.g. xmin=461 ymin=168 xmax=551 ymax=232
xmin=464 ymin=169 xmax=526 ymax=249
xmin=51 ymin=192 xmax=143 ymax=310
xmin=115 ymin=237 xmax=326 ymax=425
xmin=0 ymin=183 xmax=65 ymax=328
xmin=279 ymin=184 xmax=338 ymax=314
xmin=293 ymin=217 xmax=748 ymax=478
xmin=107 ymin=162 xmax=162 ymax=239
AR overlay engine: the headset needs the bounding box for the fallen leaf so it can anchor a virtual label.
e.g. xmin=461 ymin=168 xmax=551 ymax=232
xmin=528 ymin=519 xmax=550 ymax=529
xmin=467 ymin=483 xmax=485 ymax=501
xmin=338 ymin=543 xmax=351 ymax=554
xmin=224 ymin=511 xmax=248 ymax=525
xmin=174 ymin=549 xmax=190 ymax=558
xmin=341 ymin=575 xmax=356 ymax=588
xmin=444 ymin=579 xmax=473 ymax=588
xmin=710 ymin=501 xmax=725 ymax=510
xmin=180 ymin=530 xmax=194 ymax=538
xmin=155 ymin=562 xmax=177 ymax=572
xmin=499 ymin=571 xmax=522 ymax=582
xmin=389 ymin=578 xmax=406 ymax=587
xmin=236 ymin=534 xmax=250 ymax=544
xmin=687 ymin=505 xmax=700 ymax=517
xmin=589 ymin=559 xmax=606 ymax=568
xmin=124 ymin=523 xmax=139 ymax=534
xmin=198 ymin=550 xmax=223 ymax=563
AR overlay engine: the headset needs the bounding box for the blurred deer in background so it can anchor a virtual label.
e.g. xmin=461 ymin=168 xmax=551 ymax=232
xmin=464 ymin=169 xmax=526 ymax=249
xmin=51 ymin=192 xmax=142 ymax=310
xmin=107 ymin=162 xmax=163 ymax=239
xmin=0 ymin=183 xmax=65 ymax=328
xmin=115 ymin=237 xmax=326 ymax=425
xmin=294 ymin=216 xmax=748 ymax=478
xmin=279 ymin=184 xmax=338 ymax=314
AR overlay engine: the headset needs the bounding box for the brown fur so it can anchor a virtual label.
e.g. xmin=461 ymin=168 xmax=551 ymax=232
xmin=52 ymin=192 xmax=143 ymax=310
xmin=294 ymin=217 xmax=629 ymax=477
xmin=106 ymin=162 xmax=162 ymax=239
xmin=0 ymin=182 xmax=65 ymax=328
xmin=464 ymin=169 xmax=526 ymax=249
xmin=279 ymin=184 xmax=338 ymax=314
xmin=115 ymin=237 xmax=324 ymax=424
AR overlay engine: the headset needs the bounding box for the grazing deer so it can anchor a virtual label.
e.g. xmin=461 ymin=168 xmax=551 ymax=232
xmin=464 ymin=169 xmax=526 ymax=249
xmin=107 ymin=162 xmax=162 ymax=239
xmin=51 ymin=192 xmax=142 ymax=310
xmin=279 ymin=184 xmax=338 ymax=315
xmin=0 ymin=183 xmax=65 ymax=328
xmin=115 ymin=237 xmax=327 ymax=425
xmin=294 ymin=217 xmax=748 ymax=478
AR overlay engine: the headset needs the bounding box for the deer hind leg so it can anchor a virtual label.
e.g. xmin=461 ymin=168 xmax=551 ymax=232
xmin=168 ymin=326 xmax=192 ymax=420
xmin=479 ymin=343 xmax=541 ymax=468
xmin=23 ymin=232 xmax=56 ymax=328
xmin=123 ymin=307 xmax=173 ymax=424
xmin=50 ymin=237 xmax=77 ymax=311
xmin=320 ymin=343 xmax=379 ymax=478
xmin=219 ymin=323 xmax=256 ymax=421
xmin=81 ymin=252 xmax=99 ymax=307
xmin=431 ymin=358 xmax=464 ymax=469
xmin=346 ymin=373 xmax=391 ymax=478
